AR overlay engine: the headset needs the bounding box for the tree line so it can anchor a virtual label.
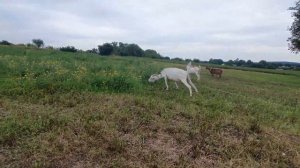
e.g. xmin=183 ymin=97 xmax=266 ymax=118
xmin=0 ymin=39 xmax=169 ymax=59
xmin=1 ymin=39 xmax=299 ymax=70
xmin=89 ymin=42 xmax=170 ymax=60
xmin=207 ymin=58 xmax=300 ymax=70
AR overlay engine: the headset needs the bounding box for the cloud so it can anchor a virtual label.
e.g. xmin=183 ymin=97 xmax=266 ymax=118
xmin=0 ymin=0 xmax=299 ymax=62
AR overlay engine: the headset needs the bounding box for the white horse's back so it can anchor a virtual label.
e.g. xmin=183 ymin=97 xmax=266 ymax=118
xmin=161 ymin=68 xmax=188 ymax=81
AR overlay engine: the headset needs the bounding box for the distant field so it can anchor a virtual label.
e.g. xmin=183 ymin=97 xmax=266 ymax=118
xmin=199 ymin=63 xmax=300 ymax=77
xmin=0 ymin=45 xmax=299 ymax=167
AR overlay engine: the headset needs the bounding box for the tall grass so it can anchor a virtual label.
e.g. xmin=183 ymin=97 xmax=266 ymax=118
xmin=0 ymin=46 xmax=164 ymax=98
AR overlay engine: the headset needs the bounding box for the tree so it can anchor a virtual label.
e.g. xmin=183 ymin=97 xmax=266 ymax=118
xmin=111 ymin=42 xmax=119 ymax=55
xmin=32 ymin=39 xmax=44 ymax=48
xmin=257 ymin=60 xmax=268 ymax=68
xmin=209 ymin=58 xmax=223 ymax=65
xmin=126 ymin=44 xmax=144 ymax=57
xmin=237 ymin=59 xmax=246 ymax=66
xmin=0 ymin=40 xmax=12 ymax=45
xmin=97 ymin=41 xmax=165 ymax=58
xmin=193 ymin=58 xmax=201 ymax=63
xmin=98 ymin=43 xmax=114 ymax=55
xmin=246 ymin=60 xmax=254 ymax=67
xmin=144 ymin=49 xmax=161 ymax=58
xmin=226 ymin=59 xmax=234 ymax=66
xmin=163 ymin=56 xmax=170 ymax=60
xmin=288 ymin=1 xmax=300 ymax=53
xmin=185 ymin=58 xmax=192 ymax=62
xmin=118 ymin=42 xmax=128 ymax=56
xmin=86 ymin=48 xmax=98 ymax=54
xmin=172 ymin=57 xmax=184 ymax=62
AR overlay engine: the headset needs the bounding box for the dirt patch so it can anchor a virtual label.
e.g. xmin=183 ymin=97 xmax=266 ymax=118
xmin=146 ymin=132 xmax=185 ymax=162
xmin=0 ymin=153 xmax=7 ymax=165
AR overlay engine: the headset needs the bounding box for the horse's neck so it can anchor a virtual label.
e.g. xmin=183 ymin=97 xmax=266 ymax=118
xmin=158 ymin=74 xmax=164 ymax=79
xmin=187 ymin=67 xmax=195 ymax=73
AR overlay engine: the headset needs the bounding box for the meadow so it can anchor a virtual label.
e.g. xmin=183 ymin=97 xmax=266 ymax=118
xmin=0 ymin=45 xmax=299 ymax=167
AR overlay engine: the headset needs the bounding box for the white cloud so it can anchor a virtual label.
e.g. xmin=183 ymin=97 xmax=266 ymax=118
xmin=0 ymin=0 xmax=299 ymax=62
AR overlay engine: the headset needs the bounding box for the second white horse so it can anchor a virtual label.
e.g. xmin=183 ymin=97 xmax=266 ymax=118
xmin=187 ymin=62 xmax=201 ymax=81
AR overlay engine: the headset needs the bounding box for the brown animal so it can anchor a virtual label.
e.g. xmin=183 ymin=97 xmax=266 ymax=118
xmin=206 ymin=67 xmax=223 ymax=78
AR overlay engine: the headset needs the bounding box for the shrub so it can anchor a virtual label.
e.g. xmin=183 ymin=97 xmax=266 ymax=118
xmin=60 ymin=46 xmax=77 ymax=52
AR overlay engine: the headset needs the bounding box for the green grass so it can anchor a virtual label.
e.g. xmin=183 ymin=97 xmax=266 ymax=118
xmin=0 ymin=45 xmax=300 ymax=167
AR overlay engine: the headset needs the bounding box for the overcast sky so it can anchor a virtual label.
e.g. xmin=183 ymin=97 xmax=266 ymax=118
xmin=1 ymin=0 xmax=299 ymax=62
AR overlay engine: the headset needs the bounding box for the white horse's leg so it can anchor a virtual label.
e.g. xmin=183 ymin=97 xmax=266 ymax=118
xmin=187 ymin=76 xmax=198 ymax=92
xmin=174 ymin=82 xmax=179 ymax=89
xmin=164 ymin=77 xmax=169 ymax=90
xmin=181 ymin=79 xmax=192 ymax=96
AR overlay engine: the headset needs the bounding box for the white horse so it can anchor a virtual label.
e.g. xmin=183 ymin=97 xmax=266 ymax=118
xmin=148 ymin=68 xmax=198 ymax=96
xmin=187 ymin=62 xmax=201 ymax=80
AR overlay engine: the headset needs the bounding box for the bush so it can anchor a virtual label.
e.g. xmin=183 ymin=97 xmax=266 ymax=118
xmin=60 ymin=46 xmax=77 ymax=52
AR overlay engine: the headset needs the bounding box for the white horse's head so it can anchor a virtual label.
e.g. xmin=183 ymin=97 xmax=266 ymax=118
xmin=148 ymin=74 xmax=162 ymax=82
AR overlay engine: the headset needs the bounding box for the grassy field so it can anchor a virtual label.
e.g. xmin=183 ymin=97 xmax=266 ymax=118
xmin=0 ymin=45 xmax=299 ymax=167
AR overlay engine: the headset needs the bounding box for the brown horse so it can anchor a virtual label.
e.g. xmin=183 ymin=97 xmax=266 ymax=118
xmin=206 ymin=67 xmax=223 ymax=78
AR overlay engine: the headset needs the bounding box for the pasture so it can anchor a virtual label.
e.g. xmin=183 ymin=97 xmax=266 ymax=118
xmin=0 ymin=45 xmax=299 ymax=167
